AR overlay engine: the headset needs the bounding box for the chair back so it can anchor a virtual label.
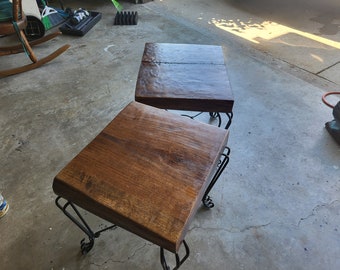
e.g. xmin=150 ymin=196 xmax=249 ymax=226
xmin=12 ymin=0 xmax=23 ymax=22
xmin=0 ymin=0 xmax=22 ymax=22
xmin=0 ymin=0 xmax=12 ymax=22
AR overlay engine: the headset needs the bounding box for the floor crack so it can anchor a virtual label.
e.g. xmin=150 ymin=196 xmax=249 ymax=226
xmin=189 ymin=222 xmax=272 ymax=234
xmin=297 ymin=200 xmax=340 ymax=227
xmin=316 ymin=61 xmax=340 ymax=75
xmin=238 ymin=222 xmax=272 ymax=232
xmin=90 ymin=242 xmax=152 ymax=267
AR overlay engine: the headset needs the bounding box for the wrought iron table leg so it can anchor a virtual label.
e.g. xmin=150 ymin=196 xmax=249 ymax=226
xmin=55 ymin=196 xmax=117 ymax=254
xmin=179 ymin=111 xmax=233 ymax=130
xmin=209 ymin=112 xmax=233 ymax=129
xmin=202 ymin=146 xmax=230 ymax=208
xmin=225 ymin=112 xmax=233 ymax=130
xmin=209 ymin=112 xmax=222 ymax=127
xmin=181 ymin=111 xmax=204 ymax=120
xmin=160 ymin=240 xmax=190 ymax=270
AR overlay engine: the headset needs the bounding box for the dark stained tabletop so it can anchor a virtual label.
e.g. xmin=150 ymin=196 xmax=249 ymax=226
xmin=141 ymin=43 xmax=226 ymax=64
xmin=135 ymin=43 xmax=234 ymax=113
xmin=53 ymin=101 xmax=229 ymax=253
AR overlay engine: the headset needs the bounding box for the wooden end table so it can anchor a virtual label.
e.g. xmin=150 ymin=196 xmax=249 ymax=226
xmin=53 ymin=101 xmax=229 ymax=269
xmin=135 ymin=43 xmax=234 ymax=129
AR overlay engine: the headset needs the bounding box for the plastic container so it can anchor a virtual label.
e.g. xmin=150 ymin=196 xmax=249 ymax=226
xmin=59 ymin=11 xmax=102 ymax=36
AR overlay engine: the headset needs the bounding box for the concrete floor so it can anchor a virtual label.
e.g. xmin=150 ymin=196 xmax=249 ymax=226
xmin=1 ymin=0 xmax=339 ymax=269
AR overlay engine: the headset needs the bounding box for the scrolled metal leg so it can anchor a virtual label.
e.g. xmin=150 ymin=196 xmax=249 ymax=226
xmin=202 ymin=146 xmax=230 ymax=208
xmin=224 ymin=112 xmax=233 ymax=129
xmin=55 ymin=196 xmax=117 ymax=254
xmin=202 ymin=195 xmax=215 ymax=208
xmin=180 ymin=111 xmax=232 ymax=129
xmin=181 ymin=111 xmax=204 ymax=120
xmin=209 ymin=112 xmax=222 ymax=127
xmin=160 ymin=240 xmax=190 ymax=270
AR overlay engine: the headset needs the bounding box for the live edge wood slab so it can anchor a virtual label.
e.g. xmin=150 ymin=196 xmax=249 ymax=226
xmin=53 ymin=101 xmax=229 ymax=253
xmin=135 ymin=43 xmax=234 ymax=113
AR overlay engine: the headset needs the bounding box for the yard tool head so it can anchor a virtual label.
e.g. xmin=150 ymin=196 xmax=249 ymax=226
xmin=114 ymin=11 xmax=138 ymax=25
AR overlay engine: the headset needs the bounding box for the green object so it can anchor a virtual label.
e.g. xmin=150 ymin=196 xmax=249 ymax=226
xmin=40 ymin=4 xmax=66 ymax=30
xmin=0 ymin=0 xmax=12 ymax=22
xmin=41 ymin=6 xmax=53 ymax=30
xmin=111 ymin=0 xmax=123 ymax=12
xmin=40 ymin=0 xmax=62 ymax=30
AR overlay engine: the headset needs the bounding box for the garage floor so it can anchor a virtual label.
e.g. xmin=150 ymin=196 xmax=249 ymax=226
xmin=1 ymin=0 xmax=339 ymax=269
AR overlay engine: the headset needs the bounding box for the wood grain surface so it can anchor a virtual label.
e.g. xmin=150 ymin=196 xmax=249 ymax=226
xmin=135 ymin=43 xmax=234 ymax=112
xmin=141 ymin=43 xmax=226 ymax=64
xmin=53 ymin=101 xmax=229 ymax=253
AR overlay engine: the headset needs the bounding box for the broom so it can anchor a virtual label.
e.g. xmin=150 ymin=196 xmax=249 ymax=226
xmin=111 ymin=0 xmax=123 ymax=12
xmin=40 ymin=0 xmax=67 ymax=30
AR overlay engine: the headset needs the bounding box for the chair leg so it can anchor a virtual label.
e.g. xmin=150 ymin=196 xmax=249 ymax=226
xmin=0 ymin=44 xmax=70 ymax=77
xmin=0 ymin=32 xmax=62 ymax=56
xmin=18 ymin=29 xmax=37 ymax=63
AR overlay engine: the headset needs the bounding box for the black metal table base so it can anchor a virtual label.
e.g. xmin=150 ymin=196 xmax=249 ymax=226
xmin=208 ymin=112 xmax=233 ymax=130
xmin=181 ymin=111 xmax=233 ymax=129
xmin=160 ymin=240 xmax=190 ymax=270
xmin=54 ymin=142 xmax=230 ymax=268
xmin=55 ymin=196 xmax=190 ymax=269
xmin=202 ymin=146 xmax=230 ymax=208
xmin=55 ymin=196 xmax=117 ymax=254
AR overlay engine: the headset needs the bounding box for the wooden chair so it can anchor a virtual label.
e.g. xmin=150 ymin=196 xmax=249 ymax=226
xmin=0 ymin=0 xmax=70 ymax=77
